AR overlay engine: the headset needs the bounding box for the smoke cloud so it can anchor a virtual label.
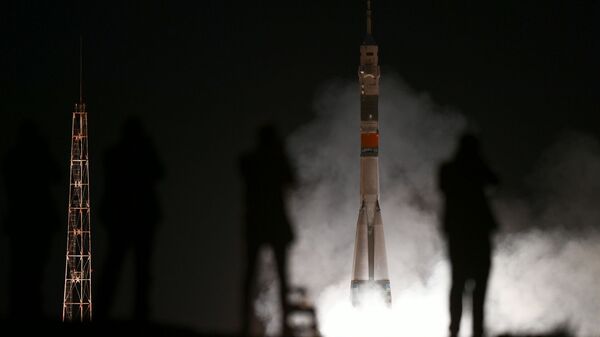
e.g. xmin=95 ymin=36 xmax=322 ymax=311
xmin=255 ymin=75 xmax=600 ymax=337
xmin=490 ymin=132 xmax=600 ymax=335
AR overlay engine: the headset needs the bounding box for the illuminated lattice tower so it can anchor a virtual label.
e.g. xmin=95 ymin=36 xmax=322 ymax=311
xmin=62 ymin=99 xmax=93 ymax=322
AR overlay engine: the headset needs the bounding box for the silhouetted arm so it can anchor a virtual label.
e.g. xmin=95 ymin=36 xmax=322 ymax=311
xmin=438 ymin=163 xmax=451 ymax=194
xmin=276 ymin=145 xmax=297 ymax=191
xmin=479 ymin=156 xmax=499 ymax=187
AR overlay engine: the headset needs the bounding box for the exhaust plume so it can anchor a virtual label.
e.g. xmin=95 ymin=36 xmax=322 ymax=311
xmin=255 ymin=75 xmax=600 ymax=337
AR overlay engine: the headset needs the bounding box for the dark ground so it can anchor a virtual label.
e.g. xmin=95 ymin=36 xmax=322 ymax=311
xmin=0 ymin=318 xmax=579 ymax=337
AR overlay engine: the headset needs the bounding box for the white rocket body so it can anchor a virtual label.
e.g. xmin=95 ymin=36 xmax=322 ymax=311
xmin=350 ymin=2 xmax=391 ymax=306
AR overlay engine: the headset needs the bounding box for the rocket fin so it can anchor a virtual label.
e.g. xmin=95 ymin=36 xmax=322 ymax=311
xmin=372 ymin=203 xmax=389 ymax=280
xmin=351 ymin=204 xmax=369 ymax=281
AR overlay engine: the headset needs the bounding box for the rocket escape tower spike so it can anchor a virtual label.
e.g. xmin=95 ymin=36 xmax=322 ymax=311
xmin=366 ymin=0 xmax=373 ymax=36
xmin=62 ymin=40 xmax=93 ymax=322
xmin=351 ymin=0 xmax=392 ymax=306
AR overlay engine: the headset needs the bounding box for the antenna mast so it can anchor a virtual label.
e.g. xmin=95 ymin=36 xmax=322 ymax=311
xmin=79 ymin=36 xmax=83 ymax=104
xmin=62 ymin=37 xmax=93 ymax=322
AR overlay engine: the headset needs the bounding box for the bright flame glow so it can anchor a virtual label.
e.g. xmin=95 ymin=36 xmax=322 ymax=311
xmin=318 ymin=263 xmax=462 ymax=337
xmin=320 ymin=294 xmax=399 ymax=337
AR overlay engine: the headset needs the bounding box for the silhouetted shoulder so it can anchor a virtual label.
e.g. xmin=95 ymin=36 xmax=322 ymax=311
xmin=438 ymin=161 xmax=457 ymax=193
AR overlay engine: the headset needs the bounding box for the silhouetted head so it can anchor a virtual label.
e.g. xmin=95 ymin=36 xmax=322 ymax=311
xmin=456 ymin=132 xmax=481 ymax=160
xmin=257 ymin=123 xmax=280 ymax=148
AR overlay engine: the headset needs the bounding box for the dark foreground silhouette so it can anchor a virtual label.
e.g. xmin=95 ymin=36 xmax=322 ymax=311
xmin=439 ymin=132 xmax=499 ymax=337
xmin=0 ymin=320 xmax=198 ymax=336
xmin=2 ymin=121 xmax=61 ymax=321
xmin=239 ymin=124 xmax=297 ymax=336
xmin=0 ymin=318 xmax=576 ymax=337
xmin=97 ymin=117 xmax=165 ymax=321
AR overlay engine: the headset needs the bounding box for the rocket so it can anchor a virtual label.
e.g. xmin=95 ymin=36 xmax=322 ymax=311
xmin=351 ymin=0 xmax=391 ymax=306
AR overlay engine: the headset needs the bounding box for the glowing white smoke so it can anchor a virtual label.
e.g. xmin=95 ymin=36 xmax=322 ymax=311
xmin=255 ymin=75 xmax=600 ymax=337
xmin=286 ymin=76 xmax=463 ymax=337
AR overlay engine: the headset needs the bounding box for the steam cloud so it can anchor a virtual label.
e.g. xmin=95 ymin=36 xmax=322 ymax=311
xmin=255 ymin=75 xmax=600 ymax=337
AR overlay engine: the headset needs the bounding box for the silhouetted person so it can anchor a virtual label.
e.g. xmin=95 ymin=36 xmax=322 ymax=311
xmin=98 ymin=117 xmax=164 ymax=321
xmin=2 ymin=120 xmax=61 ymax=320
xmin=240 ymin=124 xmax=296 ymax=337
xmin=439 ymin=132 xmax=499 ymax=337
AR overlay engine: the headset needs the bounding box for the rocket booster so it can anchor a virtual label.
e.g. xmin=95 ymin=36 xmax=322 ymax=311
xmin=351 ymin=0 xmax=391 ymax=306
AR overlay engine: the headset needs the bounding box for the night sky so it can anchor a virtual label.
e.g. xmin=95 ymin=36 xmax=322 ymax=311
xmin=1 ymin=0 xmax=599 ymax=334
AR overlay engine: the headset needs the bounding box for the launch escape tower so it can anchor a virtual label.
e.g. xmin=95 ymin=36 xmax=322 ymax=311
xmin=62 ymin=45 xmax=93 ymax=322
xmin=351 ymin=0 xmax=392 ymax=306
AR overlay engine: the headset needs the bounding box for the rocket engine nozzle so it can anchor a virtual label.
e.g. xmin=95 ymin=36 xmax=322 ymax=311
xmin=351 ymin=280 xmax=392 ymax=307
